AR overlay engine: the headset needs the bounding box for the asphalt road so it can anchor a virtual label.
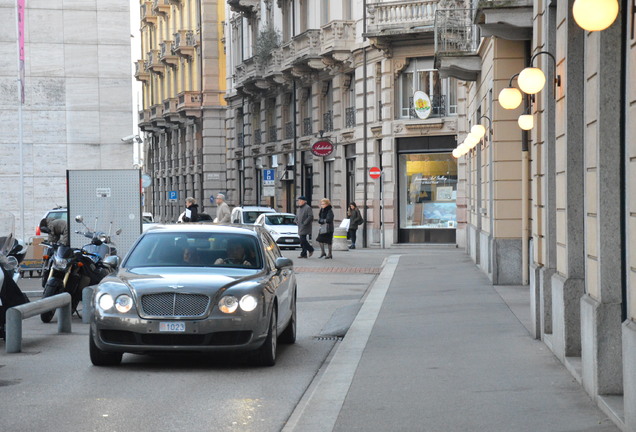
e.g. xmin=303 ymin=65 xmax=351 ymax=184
xmin=0 ymin=251 xmax=379 ymax=432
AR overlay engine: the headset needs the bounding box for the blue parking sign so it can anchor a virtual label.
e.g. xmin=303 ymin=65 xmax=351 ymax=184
xmin=168 ymin=191 xmax=178 ymax=201
xmin=263 ymin=169 xmax=275 ymax=185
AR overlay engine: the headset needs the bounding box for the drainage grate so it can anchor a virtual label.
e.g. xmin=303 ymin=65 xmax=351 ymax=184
xmin=313 ymin=335 xmax=344 ymax=341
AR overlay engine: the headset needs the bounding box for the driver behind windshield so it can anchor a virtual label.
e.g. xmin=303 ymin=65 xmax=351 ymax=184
xmin=215 ymin=240 xmax=253 ymax=266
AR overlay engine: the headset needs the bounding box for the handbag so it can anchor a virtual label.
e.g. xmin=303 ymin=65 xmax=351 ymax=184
xmin=319 ymin=224 xmax=328 ymax=234
xmin=339 ymin=218 xmax=350 ymax=230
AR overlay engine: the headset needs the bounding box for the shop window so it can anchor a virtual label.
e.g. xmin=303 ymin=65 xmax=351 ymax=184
xmin=400 ymin=153 xmax=458 ymax=229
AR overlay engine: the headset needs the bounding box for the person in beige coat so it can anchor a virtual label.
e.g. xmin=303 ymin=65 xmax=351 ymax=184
xmin=214 ymin=193 xmax=231 ymax=223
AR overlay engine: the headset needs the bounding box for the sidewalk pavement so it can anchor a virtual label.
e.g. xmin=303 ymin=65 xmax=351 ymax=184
xmin=283 ymin=245 xmax=620 ymax=432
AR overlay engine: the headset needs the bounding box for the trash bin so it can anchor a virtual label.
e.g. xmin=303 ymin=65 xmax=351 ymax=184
xmin=332 ymin=227 xmax=349 ymax=251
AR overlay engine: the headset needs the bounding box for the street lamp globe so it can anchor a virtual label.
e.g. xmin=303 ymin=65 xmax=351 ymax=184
xmin=498 ymin=87 xmax=522 ymax=109
xmin=518 ymin=67 xmax=546 ymax=94
xmin=518 ymin=114 xmax=534 ymax=131
xmin=573 ymin=0 xmax=619 ymax=31
xmin=471 ymin=124 xmax=486 ymax=139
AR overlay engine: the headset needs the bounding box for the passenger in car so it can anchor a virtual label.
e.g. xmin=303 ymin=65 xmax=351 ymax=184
xmin=214 ymin=240 xmax=253 ymax=266
xmin=183 ymin=247 xmax=199 ymax=265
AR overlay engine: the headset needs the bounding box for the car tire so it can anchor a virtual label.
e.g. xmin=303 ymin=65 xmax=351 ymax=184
xmin=40 ymin=277 xmax=63 ymax=323
xmin=252 ymin=306 xmax=277 ymax=367
xmin=89 ymin=330 xmax=122 ymax=366
xmin=278 ymin=291 xmax=296 ymax=344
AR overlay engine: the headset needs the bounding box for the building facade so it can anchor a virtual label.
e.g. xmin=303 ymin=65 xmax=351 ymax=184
xmin=223 ymin=0 xmax=460 ymax=246
xmin=444 ymin=0 xmax=636 ymax=429
xmin=0 ymin=0 xmax=133 ymax=236
xmin=137 ymin=0 xmax=227 ymax=223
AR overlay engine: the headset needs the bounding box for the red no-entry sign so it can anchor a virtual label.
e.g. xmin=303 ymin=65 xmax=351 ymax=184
xmin=369 ymin=167 xmax=382 ymax=179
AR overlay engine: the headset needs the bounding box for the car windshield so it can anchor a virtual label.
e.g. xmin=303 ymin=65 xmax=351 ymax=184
xmin=125 ymin=232 xmax=262 ymax=269
xmin=48 ymin=211 xmax=67 ymax=221
xmin=244 ymin=211 xmax=268 ymax=224
xmin=265 ymin=215 xmax=296 ymax=226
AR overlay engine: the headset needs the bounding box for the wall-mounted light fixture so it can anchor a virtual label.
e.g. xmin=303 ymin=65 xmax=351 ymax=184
xmin=471 ymin=115 xmax=493 ymax=139
xmin=572 ymin=0 xmax=619 ymax=31
xmin=498 ymin=74 xmax=523 ymax=110
xmin=518 ymin=51 xmax=561 ymax=95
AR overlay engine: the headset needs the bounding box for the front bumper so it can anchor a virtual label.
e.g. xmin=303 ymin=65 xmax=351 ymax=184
xmin=91 ymin=306 xmax=270 ymax=354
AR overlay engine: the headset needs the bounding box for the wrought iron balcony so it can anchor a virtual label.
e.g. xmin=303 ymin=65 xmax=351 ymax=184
xmin=474 ymin=0 xmax=533 ymax=40
xmin=345 ymin=107 xmax=356 ymax=128
xmin=406 ymin=95 xmax=448 ymax=119
xmin=152 ymin=0 xmax=170 ymax=16
xmin=159 ymin=41 xmax=179 ymax=67
xmin=285 ymin=122 xmax=294 ymax=140
xmin=134 ymin=60 xmax=150 ymax=82
xmin=145 ymin=49 xmax=165 ymax=75
xmin=268 ymin=125 xmax=277 ymax=142
xmin=302 ymin=117 xmax=312 ymax=136
xmin=434 ymin=8 xmax=481 ymax=81
xmin=322 ymin=111 xmax=333 ymax=132
xmin=173 ymin=30 xmax=196 ymax=59
xmin=141 ymin=2 xmax=157 ymax=26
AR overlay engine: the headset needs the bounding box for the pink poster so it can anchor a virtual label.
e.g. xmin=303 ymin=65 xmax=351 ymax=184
xmin=17 ymin=0 xmax=25 ymax=102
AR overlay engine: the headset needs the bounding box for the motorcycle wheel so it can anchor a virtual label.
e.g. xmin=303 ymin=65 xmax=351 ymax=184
xmin=40 ymin=278 xmax=63 ymax=323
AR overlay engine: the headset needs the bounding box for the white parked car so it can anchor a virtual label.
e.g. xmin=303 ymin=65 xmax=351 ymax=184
xmin=230 ymin=206 xmax=276 ymax=225
xmin=254 ymin=212 xmax=300 ymax=250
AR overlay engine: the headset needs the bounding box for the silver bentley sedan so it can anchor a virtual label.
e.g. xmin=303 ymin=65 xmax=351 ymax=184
xmin=88 ymin=224 xmax=297 ymax=366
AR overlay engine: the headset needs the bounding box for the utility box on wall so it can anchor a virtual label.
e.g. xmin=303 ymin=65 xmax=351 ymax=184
xmin=67 ymin=170 xmax=142 ymax=258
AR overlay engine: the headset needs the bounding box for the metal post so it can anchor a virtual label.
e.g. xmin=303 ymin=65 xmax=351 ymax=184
xmin=57 ymin=303 xmax=72 ymax=333
xmin=5 ymin=308 xmax=22 ymax=353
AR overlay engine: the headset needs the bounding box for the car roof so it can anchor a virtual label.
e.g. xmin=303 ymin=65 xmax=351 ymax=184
xmin=142 ymin=223 xmax=260 ymax=235
xmin=233 ymin=206 xmax=276 ymax=212
xmin=262 ymin=212 xmax=296 ymax=217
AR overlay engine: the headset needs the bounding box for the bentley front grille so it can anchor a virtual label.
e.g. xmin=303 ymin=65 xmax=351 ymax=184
xmin=140 ymin=293 xmax=210 ymax=318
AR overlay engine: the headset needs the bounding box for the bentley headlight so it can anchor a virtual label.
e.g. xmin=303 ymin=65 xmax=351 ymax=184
xmin=115 ymin=295 xmax=133 ymax=313
xmin=218 ymin=296 xmax=239 ymax=313
xmin=98 ymin=293 xmax=114 ymax=311
xmin=239 ymin=295 xmax=258 ymax=312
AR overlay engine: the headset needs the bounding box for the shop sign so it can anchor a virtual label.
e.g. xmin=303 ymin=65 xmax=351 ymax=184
xmin=311 ymin=139 xmax=334 ymax=157
xmin=413 ymin=91 xmax=432 ymax=120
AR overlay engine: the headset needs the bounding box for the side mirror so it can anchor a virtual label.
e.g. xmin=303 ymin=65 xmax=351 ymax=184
xmin=103 ymin=255 xmax=120 ymax=269
xmin=274 ymin=257 xmax=293 ymax=270
xmin=75 ymin=215 xmax=84 ymax=223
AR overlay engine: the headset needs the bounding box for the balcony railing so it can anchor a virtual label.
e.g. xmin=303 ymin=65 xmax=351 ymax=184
xmin=152 ymin=0 xmax=170 ymax=16
xmin=134 ymin=60 xmax=150 ymax=82
xmin=282 ymin=29 xmax=322 ymax=71
xmin=322 ymin=111 xmax=333 ymax=132
xmin=320 ymin=20 xmax=356 ymax=56
xmin=434 ymin=8 xmax=480 ymax=55
xmin=145 ymin=49 xmax=165 ymax=75
xmin=159 ymin=41 xmax=179 ymax=67
xmin=254 ymin=129 xmax=262 ymax=145
xmin=173 ymin=30 xmax=196 ymax=59
xmin=268 ymin=125 xmax=277 ymax=142
xmin=406 ymin=95 xmax=448 ymax=119
xmin=141 ymin=2 xmax=157 ymax=26
xmin=345 ymin=107 xmax=356 ymax=128
xmin=285 ymin=122 xmax=294 ymax=139
xmin=303 ymin=118 xmax=312 ymax=136
xmin=366 ymin=1 xmax=437 ymax=34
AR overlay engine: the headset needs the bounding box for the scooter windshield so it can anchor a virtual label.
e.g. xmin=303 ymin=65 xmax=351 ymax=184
xmin=56 ymin=245 xmax=75 ymax=259
xmin=0 ymin=211 xmax=16 ymax=257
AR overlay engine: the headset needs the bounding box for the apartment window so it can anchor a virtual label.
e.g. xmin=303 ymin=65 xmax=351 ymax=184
xmin=301 ymin=88 xmax=312 ymax=136
xmin=344 ymin=73 xmax=355 ymax=128
xmin=283 ymin=93 xmax=294 ymax=139
xmin=345 ymin=144 xmax=356 ymax=205
xmin=321 ymin=0 xmax=330 ymax=25
xmin=324 ymin=159 xmax=334 ymax=200
xmin=321 ymin=81 xmax=333 ymax=132
xmin=282 ymin=0 xmax=292 ymax=41
xmin=252 ymin=103 xmax=261 ymax=145
xmin=343 ymin=0 xmax=352 ymax=20
xmin=300 ymin=0 xmax=308 ymax=32
xmin=266 ymin=98 xmax=276 ymax=142
xmin=397 ymin=58 xmax=457 ymax=119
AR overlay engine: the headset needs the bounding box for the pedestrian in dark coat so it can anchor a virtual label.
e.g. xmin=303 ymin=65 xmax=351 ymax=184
xmin=296 ymin=196 xmax=314 ymax=258
xmin=316 ymin=198 xmax=334 ymax=259
xmin=346 ymin=202 xmax=363 ymax=249
xmin=183 ymin=197 xmax=199 ymax=222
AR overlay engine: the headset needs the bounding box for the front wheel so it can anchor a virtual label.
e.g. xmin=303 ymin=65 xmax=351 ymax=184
xmin=251 ymin=306 xmax=277 ymax=367
xmin=40 ymin=278 xmax=63 ymax=323
xmin=89 ymin=329 xmax=122 ymax=366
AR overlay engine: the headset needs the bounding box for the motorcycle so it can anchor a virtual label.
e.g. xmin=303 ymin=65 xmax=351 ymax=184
xmin=0 ymin=212 xmax=30 ymax=339
xmin=40 ymin=215 xmax=120 ymax=323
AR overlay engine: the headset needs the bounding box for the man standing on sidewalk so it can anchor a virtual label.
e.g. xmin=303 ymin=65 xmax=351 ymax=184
xmin=214 ymin=193 xmax=231 ymax=223
xmin=296 ymin=196 xmax=314 ymax=258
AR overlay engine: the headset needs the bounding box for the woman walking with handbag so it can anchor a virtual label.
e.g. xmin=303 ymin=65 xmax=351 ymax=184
xmin=346 ymin=202 xmax=364 ymax=249
xmin=316 ymin=198 xmax=335 ymax=259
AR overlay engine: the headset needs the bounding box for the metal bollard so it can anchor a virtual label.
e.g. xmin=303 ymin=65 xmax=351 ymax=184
xmin=82 ymin=286 xmax=94 ymax=324
xmin=332 ymin=227 xmax=349 ymax=251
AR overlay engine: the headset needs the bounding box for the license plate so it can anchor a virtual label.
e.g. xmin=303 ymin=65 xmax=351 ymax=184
xmin=285 ymin=239 xmax=295 ymax=243
xmin=159 ymin=322 xmax=186 ymax=332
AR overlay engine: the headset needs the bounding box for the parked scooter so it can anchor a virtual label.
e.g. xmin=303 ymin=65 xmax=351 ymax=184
xmin=0 ymin=212 xmax=30 ymax=339
xmin=40 ymin=215 xmax=120 ymax=323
